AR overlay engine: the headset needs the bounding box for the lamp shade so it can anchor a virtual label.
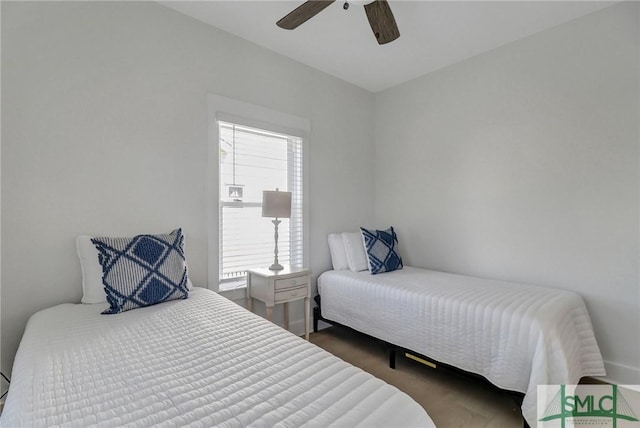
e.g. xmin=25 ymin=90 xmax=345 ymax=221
xmin=262 ymin=190 xmax=292 ymax=218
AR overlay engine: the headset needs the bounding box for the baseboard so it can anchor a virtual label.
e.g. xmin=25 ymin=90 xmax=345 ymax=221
xmin=288 ymin=319 xmax=307 ymax=337
xmin=595 ymin=360 xmax=640 ymax=384
xmin=291 ymin=317 xmax=331 ymax=337
xmin=315 ymin=320 xmax=332 ymax=332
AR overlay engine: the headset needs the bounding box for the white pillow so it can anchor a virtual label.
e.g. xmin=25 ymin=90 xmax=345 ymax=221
xmin=77 ymin=235 xmax=107 ymax=304
xmin=77 ymin=233 xmax=194 ymax=304
xmin=342 ymin=232 xmax=369 ymax=272
xmin=328 ymin=233 xmax=349 ymax=270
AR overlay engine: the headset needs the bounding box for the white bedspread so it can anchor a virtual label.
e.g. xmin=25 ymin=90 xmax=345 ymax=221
xmin=1 ymin=287 xmax=432 ymax=427
xmin=318 ymin=267 xmax=606 ymax=427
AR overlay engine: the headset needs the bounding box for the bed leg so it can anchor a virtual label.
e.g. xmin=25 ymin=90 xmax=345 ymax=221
xmin=313 ymin=307 xmax=319 ymax=333
xmin=389 ymin=345 xmax=396 ymax=369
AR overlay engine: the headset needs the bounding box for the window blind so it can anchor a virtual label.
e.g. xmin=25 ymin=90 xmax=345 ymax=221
xmin=219 ymin=121 xmax=303 ymax=289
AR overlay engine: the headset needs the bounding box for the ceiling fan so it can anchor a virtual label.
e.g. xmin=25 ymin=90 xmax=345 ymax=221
xmin=276 ymin=0 xmax=400 ymax=45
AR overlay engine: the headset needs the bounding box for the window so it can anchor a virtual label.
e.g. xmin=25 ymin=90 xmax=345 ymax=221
xmin=218 ymin=121 xmax=303 ymax=290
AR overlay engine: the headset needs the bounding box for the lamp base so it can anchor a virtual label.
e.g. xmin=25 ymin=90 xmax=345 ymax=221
xmin=269 ymin=263 xmax=284 ymax=271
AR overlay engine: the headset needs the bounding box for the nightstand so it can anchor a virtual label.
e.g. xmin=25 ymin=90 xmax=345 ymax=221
xmin=246 ymin=266 xmax=311 ymax=340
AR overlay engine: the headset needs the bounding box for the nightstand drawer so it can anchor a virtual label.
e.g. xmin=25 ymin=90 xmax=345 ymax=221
xmin=275 ymin=276 xmax=308 ymax=290
xmin=275 ymin=286 xmax=308 ymax=302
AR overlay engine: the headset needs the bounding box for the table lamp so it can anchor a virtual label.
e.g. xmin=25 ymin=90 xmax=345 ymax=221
xmin=262 ymin=189 xmax=292 ymax=271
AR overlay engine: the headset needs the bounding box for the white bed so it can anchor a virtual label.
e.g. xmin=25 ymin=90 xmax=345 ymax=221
xmin=1 ymin=287 xmax=433 ymax=427
xmin=318 ymin=267 xmax=606 ymax=427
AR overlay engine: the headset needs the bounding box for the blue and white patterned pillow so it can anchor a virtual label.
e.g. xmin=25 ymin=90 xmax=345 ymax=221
xmin=91 ymin=229 xmax=190 ymax=314
xmin=360 ymin=226 xmax=403 ymax=274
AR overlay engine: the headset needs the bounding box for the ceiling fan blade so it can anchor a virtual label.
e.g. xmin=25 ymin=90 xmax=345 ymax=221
xmin=277 ymin=0 xmax=336 ymax=30
xmin=364 ymin=0 xmax=400 ymax=45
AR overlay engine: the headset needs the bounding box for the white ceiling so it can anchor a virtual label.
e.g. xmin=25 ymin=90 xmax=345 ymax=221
xmin=161 ymin=1 xmax=616 ymax=93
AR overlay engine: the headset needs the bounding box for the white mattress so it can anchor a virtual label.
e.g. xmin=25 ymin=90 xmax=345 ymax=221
xmin=318 ymin=267 xmax=606 ymax=427
xmin=1 ymin=287 xmax=433 ymax=427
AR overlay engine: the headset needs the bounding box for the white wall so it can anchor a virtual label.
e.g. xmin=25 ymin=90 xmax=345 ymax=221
xmin=374 ymin=2 xmax=639 ymax=383
xmin=3 ymin=0 xmax=638 ymax=387
xmin=1 ymin=1 xmax=375 ymax=375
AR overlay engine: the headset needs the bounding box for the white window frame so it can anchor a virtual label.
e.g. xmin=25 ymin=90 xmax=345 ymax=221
xmin=207 ymin=94 xmax=310 ymax=293
xmin=218 ymin=122 xmax=303 ymax=287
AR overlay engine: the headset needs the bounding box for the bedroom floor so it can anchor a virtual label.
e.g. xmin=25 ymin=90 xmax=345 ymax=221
xmin=310 ymin=326 xmax=524 ymax=428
